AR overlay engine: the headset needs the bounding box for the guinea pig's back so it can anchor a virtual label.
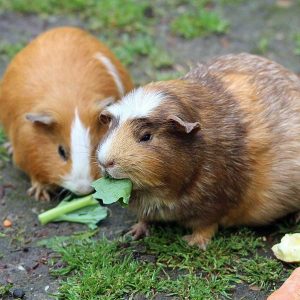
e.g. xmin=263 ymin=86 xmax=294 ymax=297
xmin=208 ymin=53 xmax=300 ymax=148
xmin=188 ymin=53 xmax=300 ymax=225
xmin=0 ymin=27 xmax=133 ymax=137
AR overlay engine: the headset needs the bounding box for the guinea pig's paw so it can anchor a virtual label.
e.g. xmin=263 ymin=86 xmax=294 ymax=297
xmin=183 ymin=223 xmax=218 ymax=250
xmin=3 ymin=142 xmax=13 ymax=155
xmin=126 ymin=221 xmax=150 ymax=240
xmin=183 ymin=234 xmax=211 ymax=250
xmin=27 ymin=182 xmax=51 ymax=202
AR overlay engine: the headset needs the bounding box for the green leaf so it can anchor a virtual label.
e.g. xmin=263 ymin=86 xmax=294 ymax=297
xmin=55 ymin=205 xmax=108 ymax=229
xmin=38 ymin=194 xmax=106 ymax=228
xmin=92 ymin=177 xmax=132 ymax=206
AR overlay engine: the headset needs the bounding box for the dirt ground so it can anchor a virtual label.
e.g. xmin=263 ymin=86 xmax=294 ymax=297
xmin=1 ymin=1 xmax=300 ymax=299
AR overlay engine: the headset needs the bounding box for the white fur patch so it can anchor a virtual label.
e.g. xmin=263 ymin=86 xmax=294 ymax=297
xmin=94 ymin=52 xmax=125 ymax=97
xmin=97 ymin=127 xmax=117 ymax=167
xmin=62 ymin=109 xmax=93 ymax=195
xmin=97 ymin=88 xmax=165 ymax=164
xmin=107 ymin=87 xmax=165 ymax=124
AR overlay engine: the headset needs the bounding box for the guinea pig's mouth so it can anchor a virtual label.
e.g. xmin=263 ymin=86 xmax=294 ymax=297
xmin=104 ymin=170 xmax=142 ymax=191
xmin=100 ymin=166 xmax=141 ymax=190
xmin=104 ymin=167 xmax=128 ymax=180
xmin=107 ymin=173 xmax=128 ymax=180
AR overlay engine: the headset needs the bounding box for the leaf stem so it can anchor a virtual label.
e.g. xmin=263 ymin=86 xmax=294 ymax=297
xmin=38 ymin=195 xmax=98 ymax=225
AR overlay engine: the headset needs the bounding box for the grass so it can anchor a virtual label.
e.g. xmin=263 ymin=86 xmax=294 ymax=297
xmin=0 ymin=41 xmax=25 ymax=61
xmin=86 ymin=0 xmax=152 ymax=33
xmin=81 ymin=0 xmax=175 ymax=73
xmin=0 ymin=0 xmax=89 ymax=14
xmin=0 ymin=283 xmax=13 ymax=298
xmin=253 ymin=37 xmax=270 ymax=55
xmin=294 ymin=33 xmax=300 ymax=55
xmin=0 ymin=126 xmax=5 ymax=144
xmin=0 ymin=126 xmax=9 ymax=162
xmin=171 ymin=1 xmax=229 ymax=39
xmin=42 ymin=226 xmax=296 ymax=299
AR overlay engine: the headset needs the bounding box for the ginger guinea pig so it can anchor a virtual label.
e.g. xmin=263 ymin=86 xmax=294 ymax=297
xmin=97 ymin=53 xmax=300 ymax=249
xmin=0 ymin=27 xmax=133 ymax=201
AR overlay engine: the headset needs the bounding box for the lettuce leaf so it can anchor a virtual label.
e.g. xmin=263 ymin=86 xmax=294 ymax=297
xmin=38 ymin=194 xmax=108 ymax=228
xmin=92 ymin=177 xmax=132 ymax=206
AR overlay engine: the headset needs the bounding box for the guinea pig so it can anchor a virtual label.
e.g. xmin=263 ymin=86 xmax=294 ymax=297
xmin=0 ymin=27 xmax=133 ymax=201
xmin=97 ymin=53 xmax=300 ymax=249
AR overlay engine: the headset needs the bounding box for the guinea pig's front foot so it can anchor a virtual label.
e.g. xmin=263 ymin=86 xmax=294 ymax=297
xmin=4 ymin=142 xmax=13 ymax=155
xmin=183 ymin=223 xmax=218 ymax=250
xmin=27 ymin=182 xmax=51 ymax=202
xmin=127 ymin=220 xmax=150 ymax=240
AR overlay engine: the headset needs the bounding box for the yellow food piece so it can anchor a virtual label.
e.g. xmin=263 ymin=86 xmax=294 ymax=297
xmin=272 ymin=233 xmax=300 ymax=263
xmin=3 ymin=219 xmax=12 ymax=227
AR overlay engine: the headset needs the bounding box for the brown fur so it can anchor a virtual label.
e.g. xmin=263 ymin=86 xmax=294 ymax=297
xmin=99 ymin=53 xmax=300 ymax=248
xmin=0 ymin=27 xmax=133 ymax=200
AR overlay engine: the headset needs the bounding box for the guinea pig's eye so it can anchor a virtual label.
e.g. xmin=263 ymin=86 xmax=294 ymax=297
xmin=58 ymin=145 xmax=68 ymax=161
xmin=99 ymin=111 xmax=112 ymax=125
xmin=139 ymin=133 xmax=152 ymax=143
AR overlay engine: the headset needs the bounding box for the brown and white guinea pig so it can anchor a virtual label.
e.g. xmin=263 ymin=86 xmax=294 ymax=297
xmin=97 ymin=53 xmax=300 ymax=249
xmin=0 ymin=26 xmax=133 ymax=201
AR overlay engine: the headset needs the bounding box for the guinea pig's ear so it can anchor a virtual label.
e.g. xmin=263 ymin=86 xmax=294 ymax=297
xmin=25 ymin=112 xmax=55 ymax=126
xmin=95 ymin=96 xmax=115 ymax=112
xmin=99 ymin=110 xmax=113 ymax=125
xmin=167 ymin=115 xmax=200 ymax=134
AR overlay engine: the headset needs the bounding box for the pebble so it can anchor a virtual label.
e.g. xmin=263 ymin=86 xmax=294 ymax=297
xmin=17 ymin=265 xmax=26 ymax=271
xmin=12 ymin=288 xmax=25 ymax=298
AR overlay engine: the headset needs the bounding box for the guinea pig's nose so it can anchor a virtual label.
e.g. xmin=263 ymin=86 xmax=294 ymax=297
xmin=99 ymin=160 xmax=115 ymax=177
xmin=106 ymin=160 xmax=115 ymax=168
xmin=100 ymin=160 xmax=115 ymax=169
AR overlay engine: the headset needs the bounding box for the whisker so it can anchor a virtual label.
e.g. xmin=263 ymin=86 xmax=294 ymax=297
xmin=53 ymin=188 xmax=71 ymax=201
xmin=71 ymin=151 xmax=90 ymax=155
xmin=133 ymin=163 xmax=163 ymax=177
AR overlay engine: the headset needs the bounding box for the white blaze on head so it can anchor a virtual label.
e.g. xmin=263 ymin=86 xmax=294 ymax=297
xmin=62 ymin=109 xmax=93 ymax=195
xmin=97 ymin=87 xmax=165 ymax=164
xmin=94 ymin=52 xmax=125 ymax=98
